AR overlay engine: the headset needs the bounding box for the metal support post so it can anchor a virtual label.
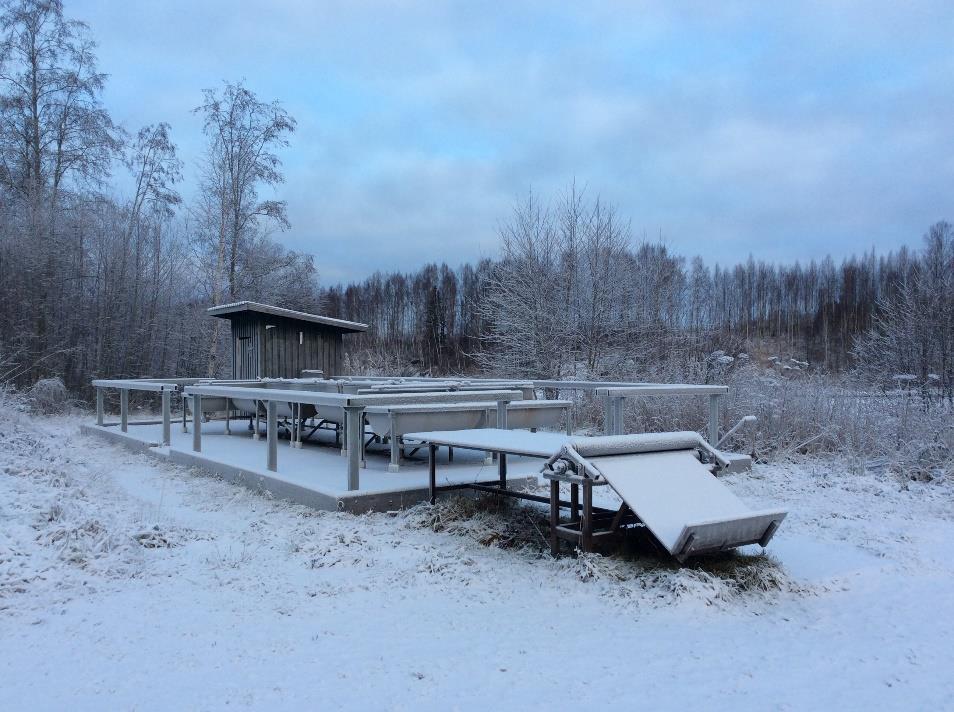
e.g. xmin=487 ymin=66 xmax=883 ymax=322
xmin=96 ymin=388 xmax=104 ymax=426
xmin=708 ymin=393 xmax=721 ymax=446
xmin=120 ymin=389 xmax=129 ymax=433
xmin=344 ymin=406 xmax=364 ymax=490
xmin=613 ymin=396 xmax=625 ymax=435
xmin=388 ymin=413 xmax=400 ymax=472
xmin=266 ymin=401 xmax=278 ymax=472
xmin=192 ymin=394 xmax=202 ymax=452
xmin=602 ymin=394 xmax=613 ymax=435
xmin=496 ymin=400 xmax=508 ymax=429
xmin=161 ymin=389 xmax=171 ymax=446
xmin=428 ymin=443 xmax=437 ymax=504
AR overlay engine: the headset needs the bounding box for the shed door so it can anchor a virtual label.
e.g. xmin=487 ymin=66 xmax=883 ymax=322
xmin=236 ymin=336 xmax=253 ymax=379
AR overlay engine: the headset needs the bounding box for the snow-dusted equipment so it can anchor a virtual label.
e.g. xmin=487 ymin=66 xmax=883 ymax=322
xmin=366 ymin=400 xmax=572 ymax=471
xmin=542 ymin=432 xmax=786 ymax=561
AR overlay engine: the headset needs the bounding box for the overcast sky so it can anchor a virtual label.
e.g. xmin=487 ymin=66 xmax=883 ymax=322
xmin=74 ymin=1 xmax=954 ymax=283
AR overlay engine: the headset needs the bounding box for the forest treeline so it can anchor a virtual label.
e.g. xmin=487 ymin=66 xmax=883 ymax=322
xmin=1 ymin=0 xmax=952 ymax=400
xmin=0 ymin=0 xmax=321 ymax=392
xmin=322 ymin=190 xmax=953 ymax=392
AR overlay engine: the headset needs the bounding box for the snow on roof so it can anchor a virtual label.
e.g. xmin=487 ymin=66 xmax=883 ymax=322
xmin=206 ymin=301 xmax=368 ymax=332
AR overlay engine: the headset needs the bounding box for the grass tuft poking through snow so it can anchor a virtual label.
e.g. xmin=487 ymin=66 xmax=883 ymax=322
xmin=402 ymin=494 xmax=807 ymax=606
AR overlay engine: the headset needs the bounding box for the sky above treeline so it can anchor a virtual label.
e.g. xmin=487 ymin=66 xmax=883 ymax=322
xmin=74 ymin=1 xmax=954 ymax=283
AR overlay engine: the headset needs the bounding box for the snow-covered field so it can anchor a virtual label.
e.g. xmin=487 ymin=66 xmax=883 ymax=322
xmin=2 ymin=403 xmax=953 ymax=711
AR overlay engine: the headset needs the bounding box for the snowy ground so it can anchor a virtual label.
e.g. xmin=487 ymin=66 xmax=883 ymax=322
xmin=2 ymin=403 xmax=953 ymax=710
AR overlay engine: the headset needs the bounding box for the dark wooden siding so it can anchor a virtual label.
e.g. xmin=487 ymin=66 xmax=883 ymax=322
xmin=226 ymin=313 xmax=345 ymax=378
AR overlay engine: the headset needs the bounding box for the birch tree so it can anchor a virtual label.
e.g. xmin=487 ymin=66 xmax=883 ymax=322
xmin=193 ymin=80 xmax=296 ymax=374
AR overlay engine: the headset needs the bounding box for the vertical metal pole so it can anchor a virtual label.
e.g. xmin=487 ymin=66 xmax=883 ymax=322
xmin=428 ymin=442 xmax=437 ymax=505
xmin=496 ymin=399 xmax=508 ymax=429
xmin=161 ymin=389 xmax=171 ymax=446
xmin=224 ymin=403 xmax=231 ymax=435
xmin=549 ymin=479 xmax=560 ymax=556
xmin=296 ymin=404 xmax=303 ymax=448
xmin=120 ymin=389 xmax=129 ymax=433
xmin=266 ymin=400 xmax=277 ymax=472
xmin=565 ymin=405 xmax=573 ymax=436
xmin=388 ymin=413 xmax=400 ymax=472
xmin=498 ymin=451 xmax=507 ymax=489
xmin=708 ymin=393 xmax=721 ymax=446
xmin=340 ymin=408 xmax=348 ymax=456
xmin=96 ymin=388 xmax=104 ymax=426
xmin=254 ymin=401 xmax=261 ymax=441
xmin=614 ymin=397 xmax=625 ymax=435
xmin=344 ymin=406 xmax=363 ymax=490
xmin=602 ymin=393 xmax=613 ymax=435
xmin=181 ymin=393 xmax=188 ymax=433
xmin=192 ymin=394 xmax=202 ymax=452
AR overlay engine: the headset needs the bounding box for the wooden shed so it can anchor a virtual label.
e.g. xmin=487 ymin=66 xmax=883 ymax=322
xmin=207 ymin=301 xmax=367 ymax=379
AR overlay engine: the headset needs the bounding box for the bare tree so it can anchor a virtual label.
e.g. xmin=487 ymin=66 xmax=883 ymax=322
xmin=0 ymin=0 xmax=120 ymax=375
xmin=193 ymin=80 xmax=296 ymax=375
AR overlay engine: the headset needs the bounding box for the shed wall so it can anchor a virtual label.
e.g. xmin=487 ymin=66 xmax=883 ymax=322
xmin=228 ymin=313 xmax=343 ymax=379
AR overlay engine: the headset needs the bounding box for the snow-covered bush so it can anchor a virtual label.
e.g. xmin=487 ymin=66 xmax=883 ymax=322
xmin=26 ymin=377 xmax=70 ymax=415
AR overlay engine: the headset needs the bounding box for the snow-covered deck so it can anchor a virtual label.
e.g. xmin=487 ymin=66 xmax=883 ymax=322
xmin=81 ymin=419 xmax=540 ymax=512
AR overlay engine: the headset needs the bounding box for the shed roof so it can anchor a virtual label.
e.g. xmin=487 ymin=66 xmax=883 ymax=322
xmin=207 ymin=301 xmax=368 ymax=333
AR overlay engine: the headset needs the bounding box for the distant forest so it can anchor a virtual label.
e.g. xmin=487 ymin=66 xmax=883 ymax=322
xmin=323 ymin=195 xmax=953 ymax=391
xmin=1 ymin=1 xmax=951 ymax=398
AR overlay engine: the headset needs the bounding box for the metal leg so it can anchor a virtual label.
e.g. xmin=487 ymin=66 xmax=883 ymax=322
xmin=496 ymin=400 xmax=509 ymax=429
xmin=388 ymin=425 xmax=400 ymax=472
xmin=344 ymin=406 xmax=363 ymax=490
xmin=603 ymin=393 xmax=613 ymax=435
xmin=192 ymin=394 xmax=202 ymax=452
xmin=428 ymin=443 xmax=437 ymax=504
xmin=498 ymin=452 xmax=507 ymax=489
xmin=708 ymin=393 xmax=722 ymax=446
xmin=182 ymin=393 xmax=188 ymax=433
xmin=161 ymin=390 xmax=171 ymax=446
xmin=448 ymin=445 xmax=454 ymax=462
xmin=225 ymin=406 xmax=231 ymax=435
xmin=266 ymin=401 xmax=277 ymax=472
xmin=120 ymin=389 xmax=129 ymax=433
xmin=254 ymin=402 xmax=261 ymax=441
xmin=549 ymin=479 xmax=560 ymax=556
xmin=360 ymin=413 xmax=367 ymax=469
xmin=388 ymin=414 xmax=400 ymax=472
xmin=96 ymin=388 xmax=104 ymax=426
